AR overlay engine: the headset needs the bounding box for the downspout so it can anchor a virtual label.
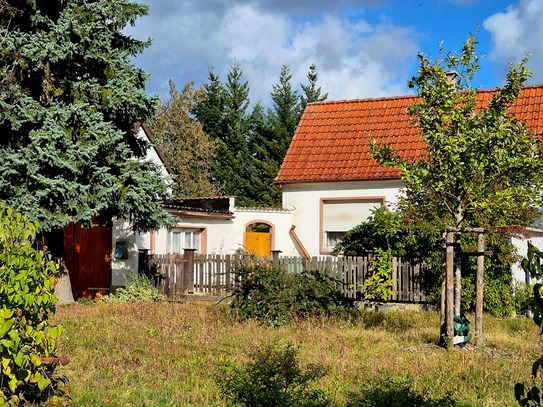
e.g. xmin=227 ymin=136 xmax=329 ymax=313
xmin=289 ymin=225 xmax=311 ymax=260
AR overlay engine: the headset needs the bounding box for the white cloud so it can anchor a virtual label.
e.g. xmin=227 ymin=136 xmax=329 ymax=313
xmin=128 ymin=1 xmax=419 ymax=106
xmin=483 ymin=0 xmax=543 ymax=84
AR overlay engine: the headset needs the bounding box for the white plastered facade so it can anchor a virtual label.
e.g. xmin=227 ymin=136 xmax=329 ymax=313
xmin=109 ymin=126 xmax=536 ymax=286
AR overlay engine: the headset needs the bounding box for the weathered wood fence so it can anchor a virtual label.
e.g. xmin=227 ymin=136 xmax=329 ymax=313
xmin=148 ymin=252 xmax=429 ymax=303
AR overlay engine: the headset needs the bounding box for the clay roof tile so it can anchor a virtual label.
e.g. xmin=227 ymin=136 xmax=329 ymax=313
xmin=275 ymin=85 xmax=543 ymax=184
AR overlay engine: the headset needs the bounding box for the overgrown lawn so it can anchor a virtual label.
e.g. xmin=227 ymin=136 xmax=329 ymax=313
xmin=53 ymin=302 xmax=540 ymax=406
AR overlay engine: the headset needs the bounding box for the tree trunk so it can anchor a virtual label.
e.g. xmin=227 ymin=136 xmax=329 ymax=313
xmin=454 ymin=254 xmax=461 ymax=316
xmin=43 ymin=229 xmax=75 ymax=305
xmin=55 ymin=259 xmax=75 ymax=304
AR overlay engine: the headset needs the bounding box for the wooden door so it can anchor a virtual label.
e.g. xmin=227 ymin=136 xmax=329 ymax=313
xmin=64 ymin=223 xmax=111 ymax=299
xmin=245 ymin=231 xmax=271 ymax=257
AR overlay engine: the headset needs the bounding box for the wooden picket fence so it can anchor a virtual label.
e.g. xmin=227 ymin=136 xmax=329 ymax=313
xmin=149 ymin=253 xmax=429 ymax=303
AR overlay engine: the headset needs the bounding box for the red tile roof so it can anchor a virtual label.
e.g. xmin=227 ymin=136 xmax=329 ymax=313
xmin=275 ymin=84 xmax=543 ymax=184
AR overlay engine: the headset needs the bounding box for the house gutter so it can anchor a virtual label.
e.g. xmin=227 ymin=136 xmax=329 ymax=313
xmin=289 ymin=225 xmax=311 ymax=260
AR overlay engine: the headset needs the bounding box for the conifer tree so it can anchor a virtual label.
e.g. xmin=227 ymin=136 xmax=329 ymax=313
xmin=268 ymin=65 xmax=299 ymax=165
xmin=299 ymin=63 xmax=328 ymax=117
xmin=248 ymin=102 xmax=282 ymax=207
xmin=0 ymin=0 xmax=172 ymax=294
xmin=195 ymin=64 xmax=260 ymax=206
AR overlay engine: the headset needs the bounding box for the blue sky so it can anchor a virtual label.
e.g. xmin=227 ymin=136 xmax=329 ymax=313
xmin=127 ymin=0 xmax=543 ymax=106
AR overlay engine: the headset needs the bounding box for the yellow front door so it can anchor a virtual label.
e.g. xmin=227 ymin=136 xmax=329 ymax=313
xmin=245 ymin=231 xmax=271 ymax=257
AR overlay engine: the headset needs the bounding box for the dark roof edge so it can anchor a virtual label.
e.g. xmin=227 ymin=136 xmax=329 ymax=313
xmin=134 ymin=120 xmax=174 ymax=175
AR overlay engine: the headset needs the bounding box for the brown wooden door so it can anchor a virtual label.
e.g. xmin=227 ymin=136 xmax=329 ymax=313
xmin=64 ymin=223 xmax=111 ymax=299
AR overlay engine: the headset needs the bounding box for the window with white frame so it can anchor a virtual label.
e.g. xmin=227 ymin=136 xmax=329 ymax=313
xmin=170 ymin=228 xmax=201 ymax=253
xmin=321 ymin=198 xmax=383 ymax=252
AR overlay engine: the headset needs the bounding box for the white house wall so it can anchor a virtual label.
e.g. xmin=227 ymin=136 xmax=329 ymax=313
xmin=281 ymin=180 xmax=404 ymax=256
xmin=151 ymin=207 xmax=293 ymax=256
xmin=511 ymin=228 xmax=543 ymax=284
xmin=111 ymin=218 xmax=139 ymax=287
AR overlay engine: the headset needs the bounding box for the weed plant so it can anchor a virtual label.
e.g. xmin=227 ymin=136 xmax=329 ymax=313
xmin=102 ymin=274 xmax=164 ymax=303
xmin=216 ymin=340 xmax=329 ymax=407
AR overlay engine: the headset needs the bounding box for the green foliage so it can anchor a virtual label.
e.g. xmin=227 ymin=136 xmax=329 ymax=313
xmin=463 ymin=276 xmax=515 ymax=317
xmin=0 ymin=0 xmax=172 ymax=233
xmin=371 ymin=34 xmax=543 ymax=310
xmin=216 ymin=340 xmax=329 ymax=407
xmin=347 ymin=377 xmax=457 ymax=407
xmin=362 ymin=248 xmax=394 ymax=302
xmin=392 ymin=35 xmax=543 ymax=233
xmin=194 ymin=64 xmax=262 ymax=206
xmin=0 ymin=204 xmax=71 ymax=405
xmin=103 ymin=275 xmax=164 ymax=304
xmin=229 ymin=261 xmax=352 ymax=326
xmin=194 ymin=63 xmax=328 ymax=208
xmin=299 ymin=63 xmax=328 ymax=117
xmin=515 ymin=243 xmax=543 ymax=406
xmin=150 ymin=80 xmax=219 ymax=197
xmin=513 ymin=282 xmax=533 ymax=316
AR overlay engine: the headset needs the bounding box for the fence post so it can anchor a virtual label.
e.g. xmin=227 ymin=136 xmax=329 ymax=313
xmin=271 ymin=250 xmax=282 ymax=265
xmin=184 ymin=249 xmax=196 ymax=294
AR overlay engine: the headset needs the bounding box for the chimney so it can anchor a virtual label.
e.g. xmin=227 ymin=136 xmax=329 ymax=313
xmin=445 ymin=71 xmax=459 ymax=88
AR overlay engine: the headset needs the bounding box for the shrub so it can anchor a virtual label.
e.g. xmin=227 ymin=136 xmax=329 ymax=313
xmin=0 ymin=204 xmax=71 ymax=405
xmin=513 ymin=282 xmax=533 ymax=316
xmin=362 ymin=248 xmax=394 ymax=302
xmin=461 ymin=274 xmax=515 ymax=317
xmin=216 ymin=341 xmax=329 ymax=407
xmin=346 ymin=377 xmax=457 ymax=407
xmin=102 ymin=274 xmax=164 ymax=303
xmin=229 ymin=261 xmax=353 ymax=325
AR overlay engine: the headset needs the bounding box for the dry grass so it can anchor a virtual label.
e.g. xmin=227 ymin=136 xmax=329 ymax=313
xmin=52 ymin=302 xmax=541 ymax=406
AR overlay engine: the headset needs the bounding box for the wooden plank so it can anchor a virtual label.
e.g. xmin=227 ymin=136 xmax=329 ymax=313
xmin=402 ymin=258 xmax=409 ymax=302
xmin=225 ymin=255 xmax=231 ymax=291
xmin=324 ymin=257 xmax=332 ymax=279
xmin=337 ymin=257 xmax=343 ymax=294
xmin=391 ymin=257 xmax=398 ymax=301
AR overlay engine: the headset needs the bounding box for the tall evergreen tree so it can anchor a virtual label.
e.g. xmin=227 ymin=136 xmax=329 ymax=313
xmin=195 ymin=64 xmax=260 ymax=206
xmin=248 ymin=102 xmax=282 ymax=207
xmin=268 ymin=65 xmax=299 ymax=164
xmin=299 ymin=63 xmax=328 ymax=117
xmin=193 ymin=67 xmax=226 ymax=143
xmin=0 ymin=0 xmax=171 ymax=292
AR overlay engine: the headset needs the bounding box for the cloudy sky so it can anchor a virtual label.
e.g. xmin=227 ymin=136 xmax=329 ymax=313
xmin=126 ymin=0 xmax=543 ymax=107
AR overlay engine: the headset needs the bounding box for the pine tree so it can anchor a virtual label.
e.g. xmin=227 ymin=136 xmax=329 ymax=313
xmin=193 ymin=68 xmax=226 ymax=143
xmin=248 ymin=102 xmax=282 ymax=207
xmin=0 ymin=0 xmax=171 ymax=275
xmin=299 ymin=63 xmax=328 ymax=117
xmin=150 ymin=80 xmax=219 ymax=197
xmin=268 ymin=65 xmax=299 ymax=164
xmin=195 ymin=64 xmax=260 ymax=206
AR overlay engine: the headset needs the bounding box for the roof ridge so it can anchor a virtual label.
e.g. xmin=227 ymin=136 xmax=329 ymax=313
xmin=306 ymin=83 xmax=543 ymax=107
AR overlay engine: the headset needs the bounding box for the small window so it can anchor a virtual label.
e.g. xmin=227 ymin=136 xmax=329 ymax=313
xmin=170 ymin=228 xmax=201 ymax=253
xmin=325 ymin=231 xmax=346 ymax=251
xmin=321 ymin=198 xmax=384 ymax=254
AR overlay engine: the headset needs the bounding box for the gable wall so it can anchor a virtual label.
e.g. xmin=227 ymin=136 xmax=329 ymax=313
xmin=282 ymin=179 xmax=405 ymax=256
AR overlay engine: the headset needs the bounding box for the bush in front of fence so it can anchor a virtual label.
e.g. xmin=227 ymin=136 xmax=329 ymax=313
xmin=228 ymin=262 xmax=355 ymax=325
xmin=103 ymin=275 xmax=164 ymax=304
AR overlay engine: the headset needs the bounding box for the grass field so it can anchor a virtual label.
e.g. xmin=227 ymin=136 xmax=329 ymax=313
xmin=53 ymin=301 xmax=541 ymax=406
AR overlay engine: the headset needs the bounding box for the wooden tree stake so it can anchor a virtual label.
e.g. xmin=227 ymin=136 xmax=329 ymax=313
xmin=476 ymin=232 xmax=485 ymax=347
xmin=445 ymin=231 xmax=455 ymax=345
